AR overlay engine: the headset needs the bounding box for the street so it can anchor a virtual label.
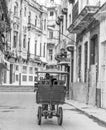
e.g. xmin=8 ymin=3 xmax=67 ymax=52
xmin=0 ymin=92 xmax=106 ymax=130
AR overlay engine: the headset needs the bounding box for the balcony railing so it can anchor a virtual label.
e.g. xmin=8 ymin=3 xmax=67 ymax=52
xmin=28 ymin=22 xmax=42 ymax=33
xmin=68 ymin=6 xmax=99 ymax=33
xmin=66 ymin=43 xmax=74 ymax=52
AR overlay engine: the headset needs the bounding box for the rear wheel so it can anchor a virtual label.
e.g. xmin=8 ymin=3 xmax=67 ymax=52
xmin=37 ymin=106 xmax=42 ymax=125
xmin=57 ymin=107 xmax=63 ymax=125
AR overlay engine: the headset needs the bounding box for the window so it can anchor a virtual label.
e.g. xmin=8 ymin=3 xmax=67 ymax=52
xmin=23 ymin=66 xmax=27 ymax=73
xmin=90 ymin=35 xmax=98 ymax=65
xmin=49 ymin=49 xmax=53 ymax=61
xmin=16 ymin=75 xmax=19 ymax=81
xmin=49 ymin=49 xmax=53 ymax=55
xmin=49 ymin=31 xmax=53 ymax=39
xmin=35 ymin=40 xmax=37 ymax=56
xmin=1 ymin=13 xmax=4 ymax=20
xmin=29 ymin=76 xmax=33 ymax=81
xmin=23 ymin=35 xmax=26 ymax=48
xmin=24 ymin=7 xmax=26 ymax=16
xmin=44 ymin=19 xmax=46 ymax=30
xmin=34 ymin=76 xmax=37 ymax=81
xmin=28 ymin=12 xmax=31 ymax=24
xmin=16 ymin=65 xmax=19 ymax=71
xmin=14 ymin=2 xmax=18 ymax=16
xmin=22 ymin=75 xmax=27 ymax=81
xmin=35 ymin=68 xmax=38 ymax=74
xmin=43 ymin=43 xmax=46 ymax=57
xmin=78 ymin=46 xmax=82 ymax=82
xmin=28 ymin=38 xmax=30 ymax=55
xmin=35 ymin=16 xmax=37 ymax=26
xmin=29 ymin=67 xmax=33 ymax=74
xmin=69 ymin=14 xmax=71 ymax=24
xmin=50 ymin=11 xmax=54 ymax=16
xmin=40 ymin=43 xmax=42 ymax=56
xmin=13 ymin=31 xmax=18 ymax=48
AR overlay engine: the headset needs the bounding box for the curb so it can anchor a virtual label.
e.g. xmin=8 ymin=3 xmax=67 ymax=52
xmin=65 ymin=102 xmax=106 ymax=127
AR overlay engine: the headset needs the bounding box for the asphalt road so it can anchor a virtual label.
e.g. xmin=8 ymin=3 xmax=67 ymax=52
xmin=0 ymin=92 xmax=105 ymax=130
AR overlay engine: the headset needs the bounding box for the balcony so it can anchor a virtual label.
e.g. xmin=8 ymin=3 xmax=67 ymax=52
xmin=68 ymin=6 xmax=99 ymax=33
xmin=66 ymin=43 xmax=74 ymax=52
xmin=62 ymin=8 xmax=68 ymax=14
xmin=94 ymin=2 xmax=106 ymax=21
xmin=28 ymin=23 xmax=42 ymax=34
xmin=55 ymin=53 xmax=61 ymax=62
xmin=55 ymin=49 xmax=67 ymax=62
xmin=58 ymin=58 xmax=70 ymax=66
xmin=56 ymin=18 xmax=60 ymax=25
xmin=58 ymin=15 xmax=63 ymax=22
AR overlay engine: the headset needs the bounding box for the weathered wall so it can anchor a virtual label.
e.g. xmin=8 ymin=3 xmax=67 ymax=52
xmin=88 ymin=65 xmax=96 ymax=106
xmin=70 ymin=82 xmax=88 ymax=103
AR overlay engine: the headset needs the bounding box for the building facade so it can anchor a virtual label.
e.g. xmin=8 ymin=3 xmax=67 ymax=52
xmin=46 ymin=0 xmax=60 ymax=71
xmin=67 ymin=0 xmax=106 ymax=108
xmin=94 ymin=1 xmax=106 ymax=108
xmin=0 ymin=0 xmax=10 ymax=85
xmin=2 ymin=0 xmax=47 ymax=86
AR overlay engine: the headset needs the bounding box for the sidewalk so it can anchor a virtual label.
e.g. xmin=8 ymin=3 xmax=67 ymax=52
xmin=65 ymin=99 xmax=106 ymax=126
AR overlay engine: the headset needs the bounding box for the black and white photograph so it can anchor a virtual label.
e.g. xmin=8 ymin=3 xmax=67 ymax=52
xmin=0 ymin=0 xmax=106 ymax=129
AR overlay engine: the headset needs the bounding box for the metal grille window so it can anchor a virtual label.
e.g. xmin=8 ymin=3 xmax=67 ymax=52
xmin=49 ymin=49 xmax=53 ymax=61
xmin=29 ymin=76 xmax=33 ymax=81
xmin=22 ymin=75 xmax=27 ymax=81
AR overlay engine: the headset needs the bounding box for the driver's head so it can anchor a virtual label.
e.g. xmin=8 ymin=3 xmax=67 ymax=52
xmin=45 ymin=73 xmax=50 ymax=79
